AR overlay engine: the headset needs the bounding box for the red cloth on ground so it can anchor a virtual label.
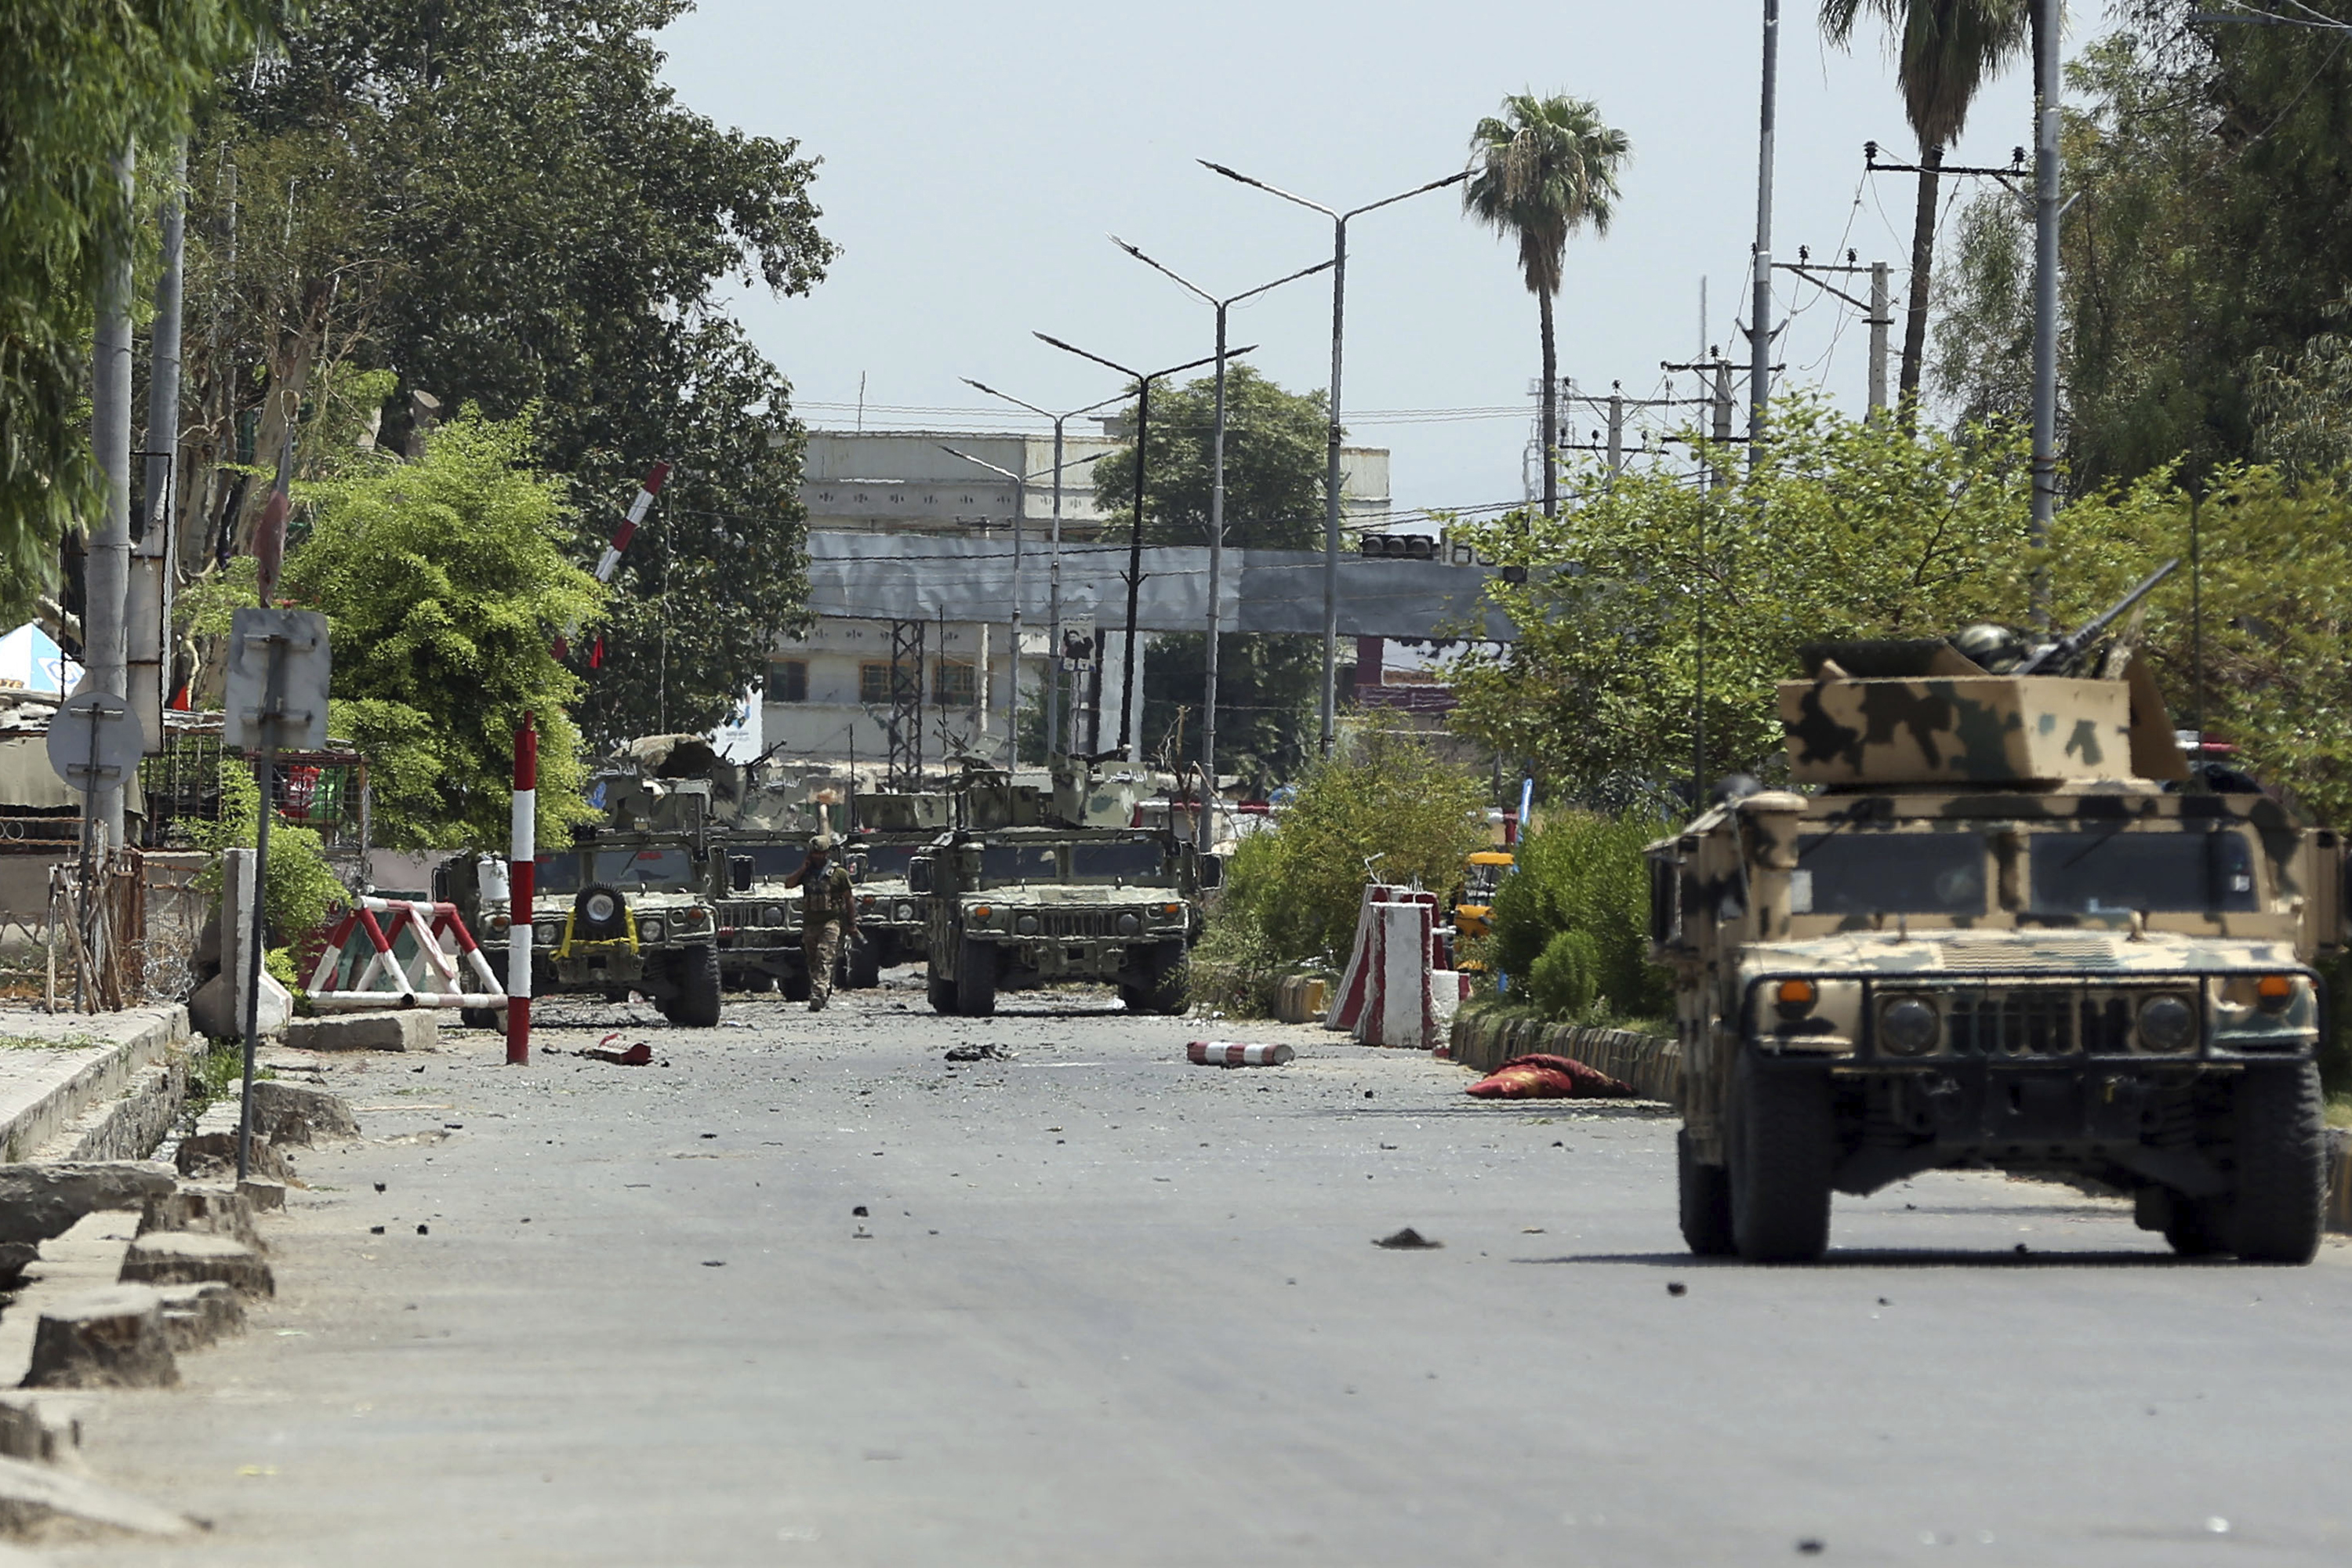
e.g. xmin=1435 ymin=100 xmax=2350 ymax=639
xmin=1465 ymin=1053 xmax=1636 ymax=1099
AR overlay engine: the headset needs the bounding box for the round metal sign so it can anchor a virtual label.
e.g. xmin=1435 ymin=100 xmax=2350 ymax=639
xmin=45 ymin=689 xmax=145 ymax=794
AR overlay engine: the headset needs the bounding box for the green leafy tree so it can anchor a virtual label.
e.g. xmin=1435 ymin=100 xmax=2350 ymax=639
xmin=1463 ymin=93 xmax=1629 ymax=517
xmin=278 ymin=411 xmax=605 ymax=848
xmin=1220 ymin=731 xmax=1488 ymax=966
xmin=1092 ymin=365 xmax=1330 ymax=789
xmin=177 ymin=0 xmax=835 ymax=745
xmin=0 ymin=0 xmax=283 ymax=620
xmin=1448 ymin=394 xmax=2045 ymax=800
xmin=1485 ymin=810 xmax=1671 ymax=1023
xmin=1820 ymin=0 xmax=2031 ymax=425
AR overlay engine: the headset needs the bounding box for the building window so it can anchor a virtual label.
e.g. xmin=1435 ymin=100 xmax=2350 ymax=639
xmin=933 ymin=659 xmax=976 ymax=706
xmin=765 ymin=659 xmax=808 ymax=702
xmin=859 ymin=662 xmax=894 ymax=706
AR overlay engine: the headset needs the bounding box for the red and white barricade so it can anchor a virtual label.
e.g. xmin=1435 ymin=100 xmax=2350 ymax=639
xmin=1323 ymin=883 xmax=1465 ymax=1050
xmin=1187 ymin=1040 xmax=1294 ymax=1067
xmin=303 ymin=898 xmax=509 ymax=1012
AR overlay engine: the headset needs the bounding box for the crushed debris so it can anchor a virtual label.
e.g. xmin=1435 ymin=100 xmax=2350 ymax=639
xmin=1373 ymin=1227 xmax=1443 ymax=1250
xmin=945 ymin=1043 xmax=1014 ymax=1063
xmin=579 ymin=1033 xmax=653 ymax=1066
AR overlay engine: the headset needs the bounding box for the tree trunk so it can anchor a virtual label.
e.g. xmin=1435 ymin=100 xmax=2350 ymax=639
xmin=1899 ymin=145 xmax=1942 ymax=434
xmin=1539 ymin=288 xmax=1559 ymax=517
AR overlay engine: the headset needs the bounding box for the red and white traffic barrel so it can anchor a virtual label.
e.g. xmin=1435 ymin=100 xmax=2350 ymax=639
xmin=1186 ymin=1040 xmax=1294 ymax=1067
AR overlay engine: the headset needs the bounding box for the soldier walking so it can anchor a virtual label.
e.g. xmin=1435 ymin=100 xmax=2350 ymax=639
xmin=785 ymin=832 xmax=857 ymax=1012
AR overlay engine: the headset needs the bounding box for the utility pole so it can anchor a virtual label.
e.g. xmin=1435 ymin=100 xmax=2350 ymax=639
xmin=2029 ymin=0 xmax=2062 ymax=616
xmin=132 ymin=141 xmax=188 ymax=747
xmin=1199 ymin=161 xmax=1471 ymax=760
xmin=1109 ymin=238 xmax=1330 ymax=851
xmin=87 ymin=149 xmax=136 ymax=848
xmin=1749 ymin=0 xmax=1780 ymax=469
xmin=1033 ymin=336 xmax=1232 ymax=758
xmin=963 ymin=383 xmax=1128 ymax=761
xmin=1773 ymin=249 xmax=1893 ymax=414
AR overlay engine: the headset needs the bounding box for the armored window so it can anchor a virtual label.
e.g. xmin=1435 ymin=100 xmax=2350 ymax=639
xmin=934 ymin=659 xmax=977 ymax=706
xmin=859 ymin=662 xmax=894 ymax=706
xmin=858 ymin=844 xmax=918 ymax=878
xmin=2027 ymin=829 xmax=2259 ymax=916
xmin=767 ymin=659 xmax=808 ymax=702
xmin=982 ymin=844 xmax=1062 ymax=883
xmin=1791 ymin=832 xmax=1987 ymax=916
xmin=1069 ymin=841 xmax=1166 ymax=883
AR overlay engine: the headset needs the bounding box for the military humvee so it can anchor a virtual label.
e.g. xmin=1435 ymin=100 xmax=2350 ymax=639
xmin=842 ymin=791 xmax=955 ymax=978
xmin=909 ymin=761 xmax=1221 ymax=1016
xmin=1653 ymin=616 xmax=2341 ymax=1265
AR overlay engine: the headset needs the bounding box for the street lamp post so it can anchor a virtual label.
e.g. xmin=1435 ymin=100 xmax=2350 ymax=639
xmin=960 ymin=382 xmax=1128 ymax=760
xmin=937 ymin=442 xmax=1112 ymax=766
xmin=1200 ymin=160 xmax=1471 ymax=757
xmin=1109 ymin=237 xmax=1332 ymax=852
xmin=1031 ymin=336 xmax=1240 ymax=759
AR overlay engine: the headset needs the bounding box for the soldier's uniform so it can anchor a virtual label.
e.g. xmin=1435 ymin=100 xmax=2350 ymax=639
xmin=800 ymin=850 xmax=856 ymax=1012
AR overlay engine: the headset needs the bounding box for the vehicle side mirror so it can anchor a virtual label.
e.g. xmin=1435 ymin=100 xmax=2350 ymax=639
xmin=1200 ymin=854 xmax=1224 ymax=891
xmin=908 ymin=859 xmax=934 ymax=895
xmin=729 ymin=855 xmax=754 ymax=893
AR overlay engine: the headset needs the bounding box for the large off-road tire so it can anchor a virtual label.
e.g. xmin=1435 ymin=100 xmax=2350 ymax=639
xmin=846 ymin=932 xmax=881 ymax=991
xmin=1139 ymin=945 xmax=1189 ymax=1016
xmin=926 ymin=965 xmax=958 ymax=1015
xmin=2227 ymin=1062 xmax=2325 ymax=1265
xmin=1728 ymin=1054 xmax=1835 ymax=1264
xmin=459 ymin=1006 xmax=503 ymax=1031
xmin=779 ymin=964 xmax=811 ymax=1004
xmin=668 ymin=946 xmax=723 ymax=1029
xmin=2164 ymin=1197 xmax=2227 ymax=1258
xmin=955 ymin=937 xmax=998 ymax=1017
xmin=1679 ymin=1127 xmax=1736 ymax=1257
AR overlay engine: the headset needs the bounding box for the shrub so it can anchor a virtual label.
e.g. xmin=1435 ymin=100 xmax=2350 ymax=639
xmin=193 ymin=762 xmax=349 ymax=947
xmin=1223 ymin=731 xmax=1489 ymax=966
xmin=1489 ymin=808 xmax=1671 ymax=1022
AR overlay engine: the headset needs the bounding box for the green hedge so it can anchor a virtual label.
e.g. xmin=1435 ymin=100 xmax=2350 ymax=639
xmin=1486 ymin=809 xmax=1671 ymax=1024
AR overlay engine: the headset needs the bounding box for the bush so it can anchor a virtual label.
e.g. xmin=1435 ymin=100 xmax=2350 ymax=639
xmin=1189 ymin=900 xmax=1291 ymax=1018
xmin=193 ymin=762 xmax=349 ymax=947
xmin=1489 ymin=809 xmax=1671 ymax=1023
xmin=1224 ymin=731 xmax=1489 ymax=966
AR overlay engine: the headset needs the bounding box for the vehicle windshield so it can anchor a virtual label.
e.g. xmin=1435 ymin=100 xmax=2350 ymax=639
xmin=1791 ymin=832 xmax=1987 ymax=916
xmin=536 ymin=847 xmax=698 ymax=893
xmin=1465 ymin=862 xmax=1504 ymax=899
xmin=981 ymin=844 xmax=1064 ymax=884
xmin=2027 ymin=829 xmax=2258 ymax=916
xmin=1068 ymin=841 xmax=1170 ymax=884
xmin=855 ymin=844 xmax=918 ymax=879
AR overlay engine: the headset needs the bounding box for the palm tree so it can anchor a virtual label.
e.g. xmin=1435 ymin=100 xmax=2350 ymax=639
xmin=1820 ymin=0 xmax=2032 ymax=428
xmin=1465 ymin=93 xmax=1629 ymax=517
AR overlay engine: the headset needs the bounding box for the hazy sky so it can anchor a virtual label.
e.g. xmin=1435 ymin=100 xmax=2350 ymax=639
xmin=659 ymin=2 xmax=2102 ymax=522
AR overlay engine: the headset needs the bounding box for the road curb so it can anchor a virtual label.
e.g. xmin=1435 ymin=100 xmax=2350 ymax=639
xmin=0 ymin=1010 xmax=188 ymax=1166
xmin=1447 ymin=1011 xmax=1680 ymax=1103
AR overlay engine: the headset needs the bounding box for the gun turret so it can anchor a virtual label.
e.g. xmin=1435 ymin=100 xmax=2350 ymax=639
xmin=2014 ymin=558 xmax=2180 ymax=677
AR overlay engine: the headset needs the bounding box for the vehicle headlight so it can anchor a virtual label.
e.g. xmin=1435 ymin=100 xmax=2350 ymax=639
xmin=972 ymin=904 xmax=993 ymax=924
xmin=1878 ymin=996 xmax=1940 ymax=1056
xmin=1015 ymin=915 xmax=1040 ymax=936
xmin=1775 ymin=978 xmax=1817 ymax=1021
xmin=583 ymin=891 xmax=619 ymax=924
xmin=762 ymin=905 xmax=786 ymax=925
xmin=2137 ymin=993 xmax=2198 ymax=1053
xmin=535 ymin=923 xmax=558 ymax=946
xmin=639 ymin=918 xmax=665 ymax=942
xmin=1160 ymin=902 xmax=1181 ymax=919
xmin=896 ymin=902 xmax=914 ymax=921
xmin=1116 ymin=913 xmax=1141 ymax=936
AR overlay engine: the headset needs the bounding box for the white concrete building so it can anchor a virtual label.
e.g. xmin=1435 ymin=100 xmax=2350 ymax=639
xmin=762 ymin=429 xmax=1390 ymax=768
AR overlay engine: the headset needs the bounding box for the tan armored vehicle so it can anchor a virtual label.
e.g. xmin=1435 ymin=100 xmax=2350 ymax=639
xmin=1654 ymin=591 xmax=2341 ymax=1264
xmin=844 ymin=791 xmax=955 ymax=978
xmin=909 ymin=762 xmax=1221 ymax=1016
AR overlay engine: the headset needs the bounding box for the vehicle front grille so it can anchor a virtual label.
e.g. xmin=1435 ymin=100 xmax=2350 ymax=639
xmin=1933 ymin=989 xmax=2137 ymax=1056
xmin=1037 ymin=909 xmax=1117 ymax=939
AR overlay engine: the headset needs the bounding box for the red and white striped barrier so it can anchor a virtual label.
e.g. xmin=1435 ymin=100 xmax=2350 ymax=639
xmin=1324 ymin=884 xmax=1437 ymax=1036
xmin=303 ymin=899 xmax=506 ymax=1011
xmin=556 ymin=462 xmax=672 ymax=663
xmin=1187 ymin=1040 xmax=1295 ymax=1067
xmin=508 ymin=715 xmax=536 ymax=1065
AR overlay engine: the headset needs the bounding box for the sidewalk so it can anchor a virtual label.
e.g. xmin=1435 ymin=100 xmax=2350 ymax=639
xmin=0 ymin=1006 xmax=190 ymax=1163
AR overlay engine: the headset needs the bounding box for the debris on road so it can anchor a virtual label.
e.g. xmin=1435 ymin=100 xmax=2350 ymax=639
xmin=945 ymin=1043 xmax=1013 ymax=1063
xmin=1187 ymin=1041 xmax=1294 ymax=1067
xmin=1465 ymin=1054 xmax=1636 ymax=1100
xmin=579 ymin=1033 xmax=654 ymax=1066
xmin=1667 ymin=1281 xmax=1687 ymax=1297
xmin=1373 ymin=1227 xmax=1443 ymax=1250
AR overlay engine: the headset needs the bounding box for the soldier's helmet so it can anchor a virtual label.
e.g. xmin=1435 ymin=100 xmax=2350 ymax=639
xmin=1952 ymin=622 xmax=2029 ymax=673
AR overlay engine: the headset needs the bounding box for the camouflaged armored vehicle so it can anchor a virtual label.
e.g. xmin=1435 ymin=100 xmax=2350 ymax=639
xmin=842 ymin=791 xmax=955 ymax=976
xmin=442 ymin=737 xmax=730 ymax=1025
xmin=1655 ymin=603 xmax=2341 ymax=1265
xmin=909 ymin=761 xmax=1221 ymax=1016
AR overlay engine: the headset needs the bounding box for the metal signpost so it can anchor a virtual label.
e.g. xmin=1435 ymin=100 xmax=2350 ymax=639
xmin=222 ymin=608 xmax=330 ymax=1180
xmin=45 ymin=690 xmax=146 ymax=1011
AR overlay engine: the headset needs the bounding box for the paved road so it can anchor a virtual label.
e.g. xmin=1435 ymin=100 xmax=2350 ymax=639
xmin=52 ymin=975 xmax=2352 ymax=1566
